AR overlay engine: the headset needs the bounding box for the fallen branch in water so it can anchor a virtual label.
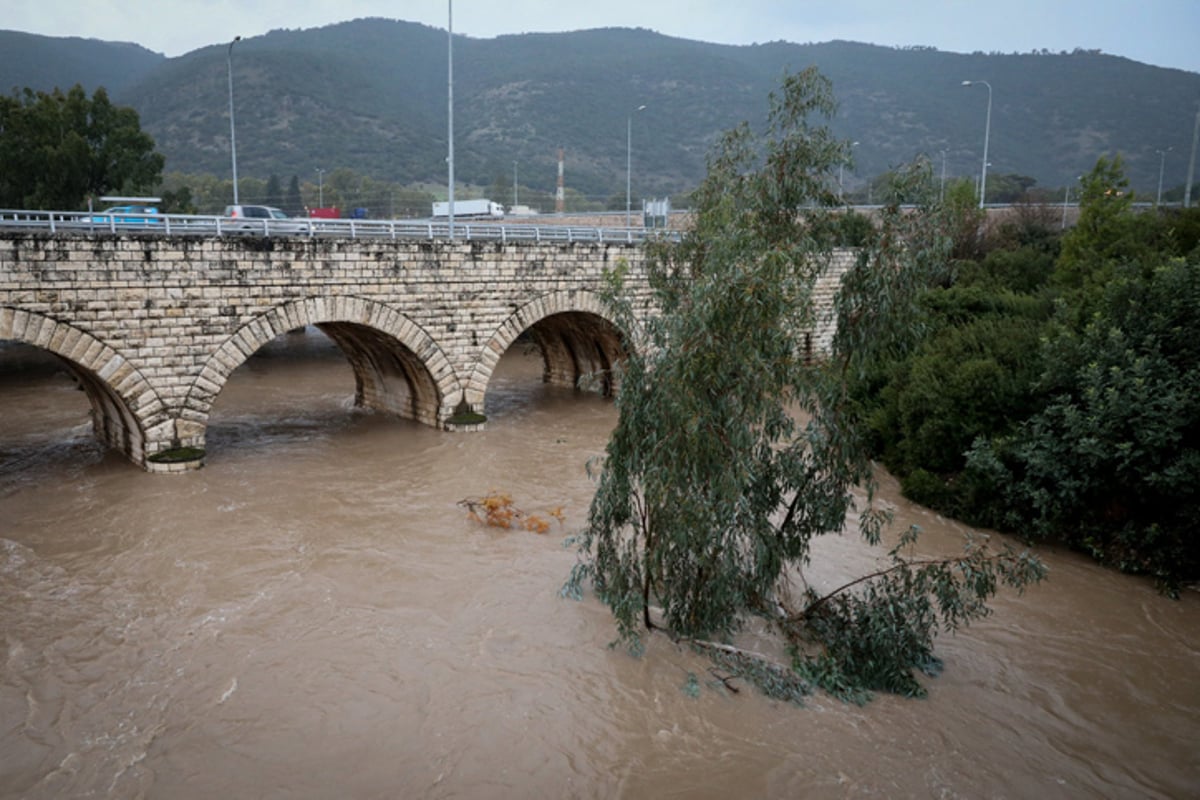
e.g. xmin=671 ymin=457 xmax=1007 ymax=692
xmin=459 ymin=491 xmax=565 ymax=534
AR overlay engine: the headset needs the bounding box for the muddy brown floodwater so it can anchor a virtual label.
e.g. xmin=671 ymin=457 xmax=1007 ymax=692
xmin=1 ymin=330 xmax=1197 ymax=799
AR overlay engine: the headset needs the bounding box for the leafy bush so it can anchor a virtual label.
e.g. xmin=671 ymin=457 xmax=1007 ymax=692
xmin=862 ymin=157 xmax=1200 ymax=592
xmin=870 ymin=291 xmax=1050 ymax=477
xmin=967 ymin=257 xmax=1200 ymax=591
xmin=956 ymin=244 xmax=1057 ymax=296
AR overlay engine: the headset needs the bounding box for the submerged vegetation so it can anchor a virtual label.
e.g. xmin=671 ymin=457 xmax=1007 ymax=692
xmin=460 ymin=492 xmax=564 ymax=535
xmin=562 ymin=67 xmax=1047 ymax=703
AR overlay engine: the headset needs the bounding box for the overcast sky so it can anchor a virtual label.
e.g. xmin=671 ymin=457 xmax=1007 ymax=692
xmin=4 ymin=0 xmax=1198 ymax=74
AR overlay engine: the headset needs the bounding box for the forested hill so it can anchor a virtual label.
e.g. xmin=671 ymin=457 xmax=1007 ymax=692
xmin=0 ymin=31 xmax=163 ymax=95
xmin=2 ymin=18 xmax=1198 ymax=201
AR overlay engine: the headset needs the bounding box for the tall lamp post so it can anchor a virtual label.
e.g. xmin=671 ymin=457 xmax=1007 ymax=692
xmin=316 ymin=168 xmax=325 ymax=207
xmin=962 ymin=79 xmax=992 ymax=209
xmin=626 ymin=104 xmax=646 ymax=227
xmin=838 ymin=140 xmax=859 ymax=203
xmin=1156 ymin=147 xmax=1172 ymax=206
xmin=227 ymin=36 xmax=242 ymax=204
xmin=939 ymin=149 xmax=948 ymax=202
xmin=1187 ymin=104 xmax=1199 ymax=209
xmin=446 ymin=0 xmax=455 ymax=239
xmin=513 ymin=161 xmax=518 ymax=208
xmin=1062 ymin=174 xmax=1082 ymax=229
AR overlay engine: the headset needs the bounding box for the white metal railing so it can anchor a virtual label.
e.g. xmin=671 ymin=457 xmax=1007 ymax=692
xmin=0 ymin=209 xmax=681 ymax=244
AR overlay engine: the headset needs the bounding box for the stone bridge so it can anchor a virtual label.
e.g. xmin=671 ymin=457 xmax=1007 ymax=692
xmin=0 ymin=232 xmax=851 ymax=472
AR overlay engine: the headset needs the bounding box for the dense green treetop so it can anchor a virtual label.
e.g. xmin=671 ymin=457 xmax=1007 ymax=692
xmin=0 ymin=84 xmax=164 ymax=209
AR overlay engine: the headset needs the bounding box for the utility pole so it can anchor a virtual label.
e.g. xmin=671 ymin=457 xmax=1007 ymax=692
xmin=556 ymin=148 xmax=565 ymax=214
xmin=227 ymin=36 xmax=241 ymax=204
xmin=447 ymin=0 xmax=455 ymax=238
xmin=1186 ymin=102 xmax=1199 ymax=209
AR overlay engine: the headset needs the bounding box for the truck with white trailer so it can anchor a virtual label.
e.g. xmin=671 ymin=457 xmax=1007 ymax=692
xmin=431 ymin=199 xmax=505 ymax=219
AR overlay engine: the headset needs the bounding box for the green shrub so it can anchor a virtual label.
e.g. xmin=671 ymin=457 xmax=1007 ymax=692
xmin=967 ymin=257 xmax=1200 ymax=591
xmin=878 ymin=313 xmax=1047 ymax=476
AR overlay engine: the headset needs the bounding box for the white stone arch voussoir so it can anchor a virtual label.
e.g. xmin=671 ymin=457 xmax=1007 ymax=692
xmin=0 ymin=307 xmax=168 ymax=465
xmin=464 ymin=289 xmax=635 ymax=410
xmin=184 ymin=295 xmax=461 ymax=425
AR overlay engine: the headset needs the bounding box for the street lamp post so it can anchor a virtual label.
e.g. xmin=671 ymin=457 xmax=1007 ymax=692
xmin=626 ymin=104 xmax=646 ymax=227
xmin=940 ymin=149 xmax=948 ymax=202
xmin=962 ymin=80 xmax=992 ymax=209
xmin=1187 ymin=104 xmax=1200 ymax=209
xmin=513 ymin=161 xmax=518 ymax=208
xmin=839 ymin=141 xmax=859 ymax=203
xmin=1156 ymin=147 xmax=1172 ymax=206
xmin=447 ymin=0 xmax=455 ymax=239
xmin=316 ymin=168 xmax=325 ymax=207
xmin=227 ymin=36 xmax=242 ymax=204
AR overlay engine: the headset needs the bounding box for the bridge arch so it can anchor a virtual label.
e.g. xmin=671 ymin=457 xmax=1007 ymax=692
xmin=464 ymin=289 xmax=635 ymax=414
xmin=0 ymin=308 xmax=172 ymax=470
xmin=183 ymin=296 xmax=462 ymax=453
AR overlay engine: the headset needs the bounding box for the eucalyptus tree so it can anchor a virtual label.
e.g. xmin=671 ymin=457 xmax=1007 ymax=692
xmin=566 ymin=67 xmax=1045 ymax=701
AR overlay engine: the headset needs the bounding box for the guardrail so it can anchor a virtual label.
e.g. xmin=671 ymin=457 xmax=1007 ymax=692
xmin=0 ymin=209 xmax=681 ymax=244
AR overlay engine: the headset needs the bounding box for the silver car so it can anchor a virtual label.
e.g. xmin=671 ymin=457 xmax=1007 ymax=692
xmin=222 ymin=205 xmax=308 ymax=234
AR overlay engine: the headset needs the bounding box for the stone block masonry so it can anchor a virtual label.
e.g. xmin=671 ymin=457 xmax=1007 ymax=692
xmin=0 ymin=232 xmax=853 ymax=471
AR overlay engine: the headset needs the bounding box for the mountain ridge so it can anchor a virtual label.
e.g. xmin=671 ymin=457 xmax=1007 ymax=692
xmin=2 ymin=19 xmax=1198 ymax=202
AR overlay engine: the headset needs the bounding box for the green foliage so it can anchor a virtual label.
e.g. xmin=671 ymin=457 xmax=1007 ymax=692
xmin=566 ymin=68 xmax=1044 ymax=701
xmin=159 ymin=185 xmax=196 ymax=214
xmin=0 ymin=84 xmax=164 ymax=209
xmin=941 ymin=179 xmax=986 ymax=261
xmin=795 ymin=531 xmax=1046 ymax=699
xmin=284 ymin=175 xmax=304 ymax=217
xmin=983 ymin=172 xmax=1039 ymax=204
xmin=863 ymin=154 xmax=1200 ymax=591
xmin=872 ymin=303 xmax=1049 ymax=477
xmin=854 ymin=199 xmax=1059 ymax=522
xmin=1157 ymin=207 xmax=1200 ymax=255
xmin=696 ymin=643 xmax=816 ymax=704
xmin=957 ymin=244 xmax=1056 ymax=295
xmin=265 ymin=174 xmax=283 ymax=208
xmin=807 ymin=209 xmax=877 ymax=248
xmin=1053 ymin=156 xmax=1156 ymax=317
xmin=983 ymin=202 xmax=1063 ymax=257
xmin=967 ymin=256 xmax=1200 ymax=591
xmin=861 ymin=239 xmax=1056 ymax=488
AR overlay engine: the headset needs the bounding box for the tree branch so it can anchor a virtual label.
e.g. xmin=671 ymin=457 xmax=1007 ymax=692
xmin=797 ymin=555 xmax=963 ymax=619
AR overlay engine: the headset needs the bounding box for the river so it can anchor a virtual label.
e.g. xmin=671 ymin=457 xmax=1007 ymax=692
xmin=1 ymin=330 xmax=1197 ymax=799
